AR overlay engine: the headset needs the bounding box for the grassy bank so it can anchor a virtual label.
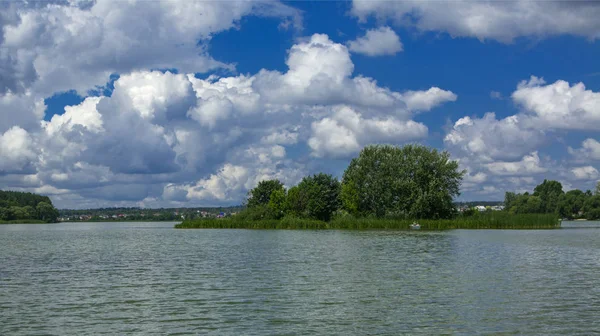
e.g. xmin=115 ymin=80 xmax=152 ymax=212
xmin=175 ymin=213 xmax=561 ymax=230
xmin=0 ymin=219 xmax=47 ymax=224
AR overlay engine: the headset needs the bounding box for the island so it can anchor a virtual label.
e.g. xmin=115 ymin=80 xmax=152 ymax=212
xmin=176 ymin=144 xmax=597 ymax=230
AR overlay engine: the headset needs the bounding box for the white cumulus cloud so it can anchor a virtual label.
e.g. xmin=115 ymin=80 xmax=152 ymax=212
xmin=351 ymin=0 xmax=600 ymax=43
xmin=485 ymin=152 xmax=548 ymax=176
xmin=571 ymin=166 xmax=600 ymax=180
xmin=347 ymin=26 xmax=403 ymax=56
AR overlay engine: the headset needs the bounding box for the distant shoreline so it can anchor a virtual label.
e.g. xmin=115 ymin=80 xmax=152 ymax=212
xmin=1 ymin=220 xmax=182 ymax=224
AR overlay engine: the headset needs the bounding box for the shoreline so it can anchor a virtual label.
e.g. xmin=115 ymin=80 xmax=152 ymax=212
xmin=175 ymin=215 xmax=561 ymax=230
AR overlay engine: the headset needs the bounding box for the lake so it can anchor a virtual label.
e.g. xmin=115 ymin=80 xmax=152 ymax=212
xmin=1 ymin=221 xmax=599 ymax=335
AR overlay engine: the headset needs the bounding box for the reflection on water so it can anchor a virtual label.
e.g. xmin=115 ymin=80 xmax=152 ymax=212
xmin=1 ymin=222 xmax=599 ymax=335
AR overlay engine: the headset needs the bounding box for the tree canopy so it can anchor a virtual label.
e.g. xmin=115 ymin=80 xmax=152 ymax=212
xmin=285 ymin=173 xmax=341 ymax=221
xmin=533 ymin=179 xmax=564 ymax=213
xmin=340 ymin=144 xmax=464 ymax=219
xmin=0 ymin=190 xmax=59 ymax=223
xmin=246 ymin=180 xmax=285 ymax=208
xmin=505 ymin=180 xmax=600 ymax=220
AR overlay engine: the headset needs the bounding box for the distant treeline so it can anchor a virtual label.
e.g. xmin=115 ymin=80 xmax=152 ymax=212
xmin=0 ymin=190 xmax=59 ymax=223
xmin=504 ymin=179 xmax=600 ymax=220
xmin=59 ymin=206 xmax=244 ymax=221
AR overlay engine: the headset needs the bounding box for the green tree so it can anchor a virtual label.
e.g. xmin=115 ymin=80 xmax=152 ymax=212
xmin=267 ymin=189 xmax=287 ymax=219
xmin=533 ymin=179 xmax=564 ymax=213
xmin=36 ymin=202 xmax=59 ymax=223
xmin=284 ymin=186 xmax=306 ymax=217
xmin=10 ymin=206 xmax=29 ymax=220
xmin=509 ymin=194 xmax=544 ymax=214
xmin=583 ymin=195 xmax=600 ymax=220
xmin=340 ymin=181 xmax=359 ymax=216
xmin=246 ymin=180 xmax=285 ymax=208
xmin=557 ymin=189 xmax=586 ymax=219
xmin=341 ymin=144 xmax=464 ymax=219
xmin=0 ymin=207 xmax=15 ymax=221
xmin=504 ymin=192 xmax=518 ymax=210
xmin=595 ymin=182 xmax=600 ymax=196
xmin=23 ymin=205 xmax=35 ymax=219
xmin=286 ymin=173 xmax=341 ymax=221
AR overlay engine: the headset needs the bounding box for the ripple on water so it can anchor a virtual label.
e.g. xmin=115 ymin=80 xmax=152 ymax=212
xmin=1 ymin=222 xmax=600 ymax=335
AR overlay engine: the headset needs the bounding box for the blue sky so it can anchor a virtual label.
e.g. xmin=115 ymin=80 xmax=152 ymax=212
xmin=2 ymin=0 xmax=600 ymax=208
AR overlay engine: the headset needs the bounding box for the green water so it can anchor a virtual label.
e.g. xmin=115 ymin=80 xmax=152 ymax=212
xmin=1 ymin=221 xmax=599 ymax=335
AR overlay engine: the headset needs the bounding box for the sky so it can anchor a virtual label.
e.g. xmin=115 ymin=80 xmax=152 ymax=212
xmin=1 ymin=0 xmax=600 ymax=209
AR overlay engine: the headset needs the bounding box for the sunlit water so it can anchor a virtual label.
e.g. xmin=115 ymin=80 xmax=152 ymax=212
xmin=1 ymin=221 xmax=599 ymax=335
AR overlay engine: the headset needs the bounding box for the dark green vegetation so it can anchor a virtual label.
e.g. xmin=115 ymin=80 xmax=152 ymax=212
xmin=241 ymin=144 xmax=464 ymax=222
xmin=341 ymin=144 xmax=463 ymax=219
xmin=178 ymin=144 xmax=559 ymax=230
xmin=59 ymin=206 xmax=243 ymax=221
xmin=0 ymin=190 xmax=59 ymax=223
xmin=505 ymin=179 xmax=600 ymax=220
xmin=175 ymin=212 xmax=560 ymax=230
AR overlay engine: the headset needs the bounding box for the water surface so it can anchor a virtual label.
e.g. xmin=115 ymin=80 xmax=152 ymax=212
xmin=1 ymin=221 xmax=599 ymax=335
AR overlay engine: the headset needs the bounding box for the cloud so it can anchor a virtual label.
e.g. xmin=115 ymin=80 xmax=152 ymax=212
xmin=0 ymin=32 xmax=455 ymax=207
xmin=351 ymin=0 xmax=600 ymax=43
xmin=401 ymin=87 xmax=457 ymax=112
xmin=0 ymin=91 xmax=46 ymax=133
xmin=444 ymin=113 xmax=545 ymax=162
xmin=347 ymin=26 xmax=403 ymax=56
xmin=0 ymin=126 xmax=37 ymax=174
xmin=485 ymin=152 xmax=548 ymax=176
xmin=569 ymin=139 xmax=600 ymax=161
xmin=512 ymin=76 xmax=600 ymax=130
xmin=571 ymin=166 xmax=599 ymax=180
xmin=444 ymin=75 xmax=600 ymax=200
xmin=308 ymin=105 xmax=427 ymax=158
xmin=490 ymin=91 xmax=502 ymax=100
xmin=0 ymin=0 xmax=302 ymax=96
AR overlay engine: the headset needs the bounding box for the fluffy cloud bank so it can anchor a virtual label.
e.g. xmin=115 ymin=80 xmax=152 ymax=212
xmin=445 ymin=76 xmax=600 ymax=198
xmin=352 ymin=0 xmax=600 ymax=43
xmin=0 ymin=0 xmax=301 ymax=96
xmin=0 ymin=32 xmax=455 ymax=208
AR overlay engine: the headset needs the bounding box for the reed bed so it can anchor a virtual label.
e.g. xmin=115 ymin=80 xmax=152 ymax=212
xmin=175 ymin=212 xmax=561 ymax=230
xmin=0 ymin=219 xmax=47 ymax=224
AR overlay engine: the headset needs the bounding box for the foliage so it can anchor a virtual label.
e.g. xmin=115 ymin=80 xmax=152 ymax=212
xmin=246 ymin=180 xmax=285 ymax=208
xmin=505 ymin=180 xmax=600 ymax=220
xmin=267 ymin=189 xmax=287 ymax=219
xmin=504 ymin=192 xmax=518 ymax=210
xmin=533 ymin=179 xmax=564 ymax=213
xmin=0 ymin=190 xmax=59 ymax=223
xmin=284 ymin=186 xmax=305 ymax=218
xmin=583 ymin=195 xmax=600 ymax=220
xmin=340 ymin=181 xmax=359 ymax=216
xmin=288 ymin=173 xmax=341 ymax=221
xmin=176 ymin=212 xmax=560 ymax=230
xmin=341 ymin=144 xmax=464 ymax=219
xmin=557 ymin=190 xmax=586 ymax=219
xmin=509 ymin=194 xmax=543 ymax=214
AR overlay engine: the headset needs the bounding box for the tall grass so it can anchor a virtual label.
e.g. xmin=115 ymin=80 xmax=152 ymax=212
xmin=175 ymin=212 xmax=561 ymax=230
xmin=0 ymin=219 xmax=47 ymax=224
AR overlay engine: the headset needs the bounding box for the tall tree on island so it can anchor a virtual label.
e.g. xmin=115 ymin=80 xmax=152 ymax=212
xmin=285 ymin=173 xmax=341 ymax=221
xmin=246 ymin=180 xmax=285 ymax=208
xmin=533 ymin=179 xmax=564 ymax=213
xmin=341 ymin=144 xmax=465 ymax=219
